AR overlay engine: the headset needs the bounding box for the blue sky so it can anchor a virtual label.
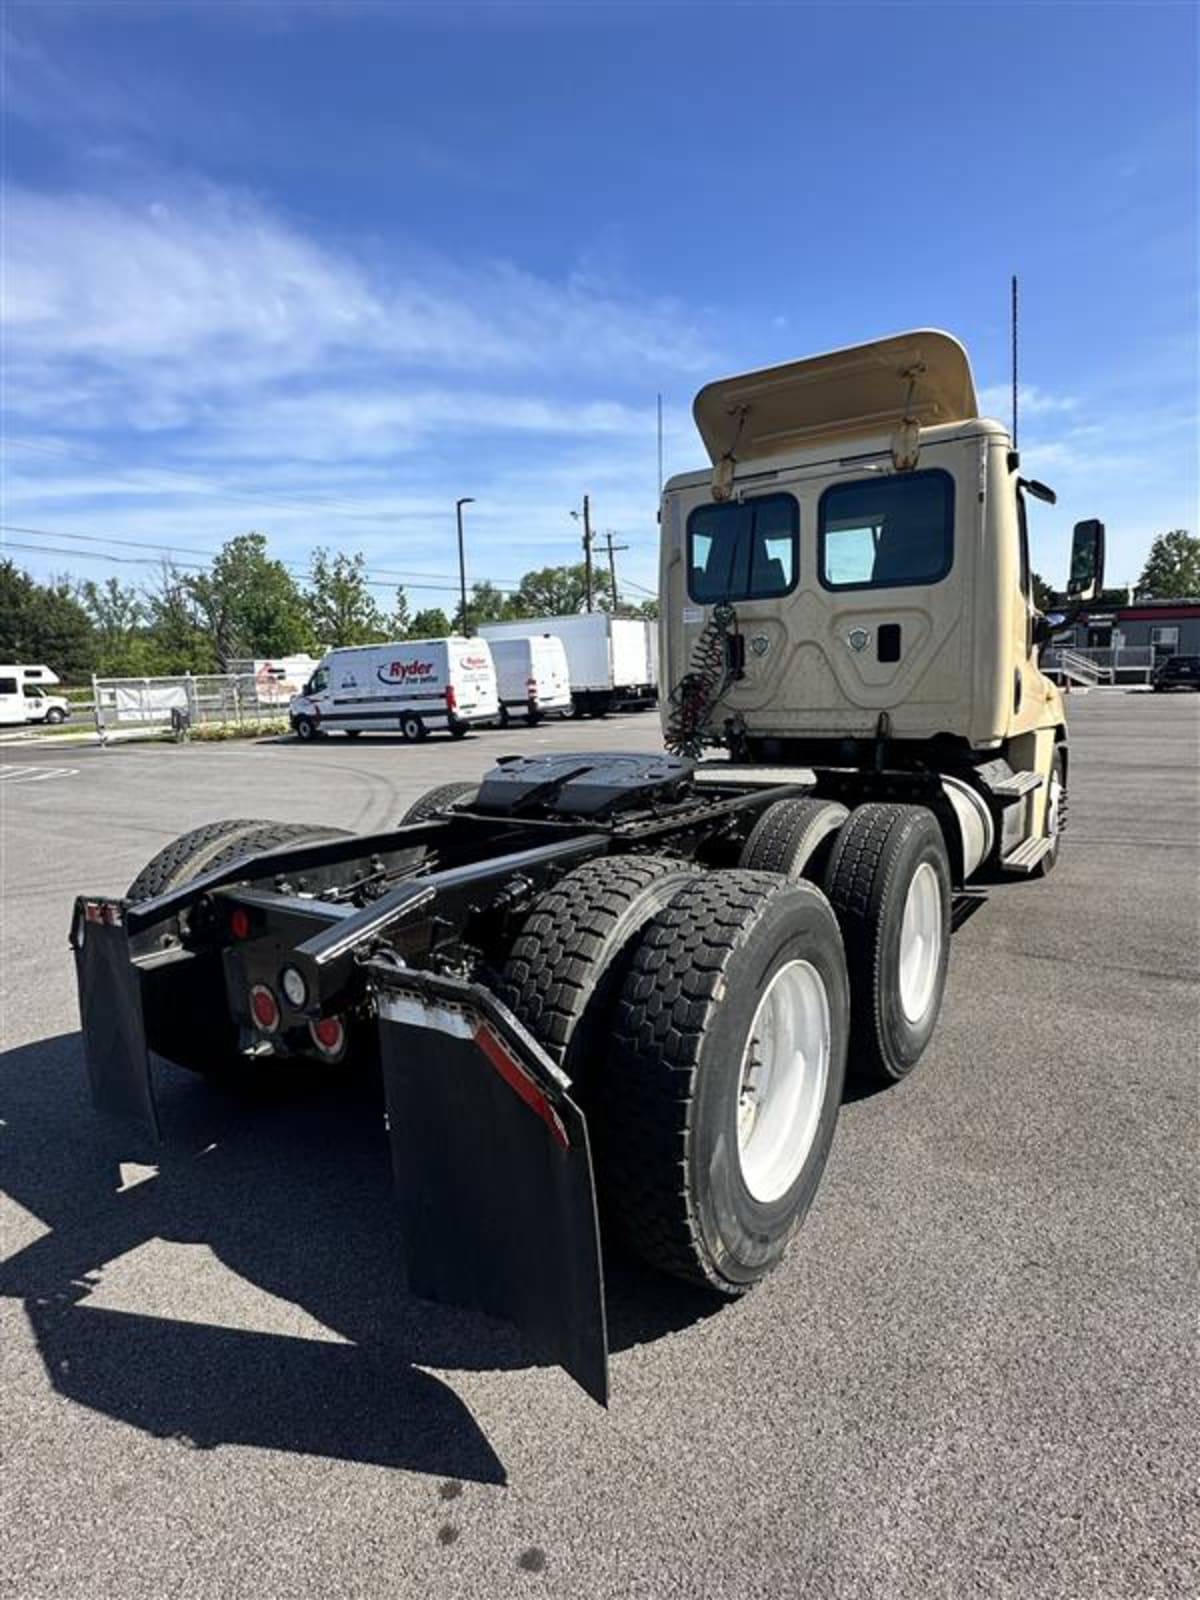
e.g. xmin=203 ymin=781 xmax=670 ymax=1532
xmin=2 ymin=1 xmax=1196 ymax=608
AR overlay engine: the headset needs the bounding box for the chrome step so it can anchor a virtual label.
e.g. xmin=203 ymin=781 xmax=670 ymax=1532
xmin=1000 ymin=836 xmax=1053 ymax=874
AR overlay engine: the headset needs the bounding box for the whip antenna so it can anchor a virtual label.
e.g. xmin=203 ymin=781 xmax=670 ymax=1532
xmin=1011 ymin=273 xmax=1019 ymax=449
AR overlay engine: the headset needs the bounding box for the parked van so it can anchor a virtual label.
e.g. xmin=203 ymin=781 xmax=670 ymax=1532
xmin=489 ymin=634 xmax=572 ymax=726
xmin=288 ymin=637 xmax=499 ymax=742
xmin=0 ymin=665 xmax=71 ymax=728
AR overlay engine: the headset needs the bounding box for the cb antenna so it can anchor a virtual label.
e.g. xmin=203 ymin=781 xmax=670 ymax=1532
xmin=1010 ymin=273 xmax=1019 ymax=450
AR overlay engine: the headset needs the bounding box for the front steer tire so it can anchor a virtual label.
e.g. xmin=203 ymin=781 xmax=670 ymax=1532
xmin=605 ymin=871 xmax=849 ymax=1294
xmin=823 ymin=803 xmax=952 ymax=1088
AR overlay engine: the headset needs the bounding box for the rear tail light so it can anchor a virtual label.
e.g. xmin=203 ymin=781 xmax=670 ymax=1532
xmin=82 ymin=899 xmax=123 ymax=927
xmin=249 ymin=985 xmax=280 ymax=1033
xmin=526 ymin=676 xmax=538 ymax=699
xmin=445 ymin=685 xmax=458 ymax=712
xmin=309 ymin=1016 xmax=346 ymax=1059
xmin=229 ymin=907 xmax=250 ymax=940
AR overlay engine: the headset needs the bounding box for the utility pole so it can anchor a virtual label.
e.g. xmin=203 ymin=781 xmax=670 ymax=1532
xmin=455 ymin=496 xmax=474 ymax=633
xmin=602 ymin=529 xmax=629 ymax=611
xmin=581 ymin=493 xmax=594 ymax=613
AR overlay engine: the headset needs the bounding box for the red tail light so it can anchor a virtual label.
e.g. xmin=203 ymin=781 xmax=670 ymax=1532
xmin=309 ymin=1016 xmax=346 ymax=1059
xmin=230 ymin=908 xmax=250 ymax=940
xmin=249 ymin=985 xmax=280 ymax=1033
xmin=445 ymin=685 xmax=458 ymax=712
xmin=526 ymin=676 xmax=538 ymax=699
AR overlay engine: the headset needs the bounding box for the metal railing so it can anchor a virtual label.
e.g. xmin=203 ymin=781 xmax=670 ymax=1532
xmin=91 ymin=673 xmax=291 ymax=739
xmin=1041 ymin=646 xmax=1158 ymax=686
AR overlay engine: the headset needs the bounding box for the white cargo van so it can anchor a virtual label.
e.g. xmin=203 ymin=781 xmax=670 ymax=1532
xmin=289 ymin=637 xmax=499 ymax=742
xmin=0 ymin=665 xmax=71 ymax=728
xmin=479 ymin=614 xmax=657 ymax=717
xmin=488 ymin=634 xmax=572 ymax=726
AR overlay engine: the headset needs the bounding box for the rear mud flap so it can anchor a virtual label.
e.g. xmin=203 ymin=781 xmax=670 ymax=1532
xmin=371 ymin=964 xmax=608 ymax=1406
xmin=71 ymin=900 xmax=159 ymax=1137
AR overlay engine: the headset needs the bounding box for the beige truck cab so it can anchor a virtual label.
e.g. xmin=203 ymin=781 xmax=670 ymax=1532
xmin=661 ymin=329 xmax=1104 ymax=877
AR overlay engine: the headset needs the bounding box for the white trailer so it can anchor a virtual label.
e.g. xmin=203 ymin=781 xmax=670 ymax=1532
xmin=479 ymin=614 xmax=657 ymax=717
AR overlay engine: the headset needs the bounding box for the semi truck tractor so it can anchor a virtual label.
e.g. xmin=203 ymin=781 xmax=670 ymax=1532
xmin=70 ymin=329 xmax=1104 ymax=1405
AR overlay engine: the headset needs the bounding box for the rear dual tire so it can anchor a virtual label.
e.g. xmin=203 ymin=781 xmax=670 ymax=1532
xmin=822 ymin=803 xmax=952 ymax=1087
xmin=502 ymin=861 xmax=849 ymax=1295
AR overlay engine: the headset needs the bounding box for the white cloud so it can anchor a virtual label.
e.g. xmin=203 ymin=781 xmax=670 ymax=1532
xmin=977 ymin=382 xmax=1079 ymax=421
xmin=2 ymin=182 xmax=711 ymax=436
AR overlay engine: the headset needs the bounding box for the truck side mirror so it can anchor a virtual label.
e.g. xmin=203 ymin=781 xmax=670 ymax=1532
xmin=1067 ymin=519 xmax=1105 ymax=602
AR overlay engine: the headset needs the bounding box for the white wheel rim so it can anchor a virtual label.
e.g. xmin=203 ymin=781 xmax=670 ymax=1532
xmin=898 ymin=862 xmax=942 ymax=1024
xmin=736 ymin=959 xmax=831 ymax=1204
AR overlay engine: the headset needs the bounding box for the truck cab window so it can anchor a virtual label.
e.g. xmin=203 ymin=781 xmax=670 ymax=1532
xmin=306 ymin=668 xmax=328 ymax=694
xmin=819 ymin=469 xmax=954 ymax=590
xmin=687 ymin=494 xmax=798 ymax=604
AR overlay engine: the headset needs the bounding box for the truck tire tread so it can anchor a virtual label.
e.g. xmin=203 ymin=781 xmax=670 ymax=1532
xmin=500 ymin=854 xmax=697 ymax=1077
xmin=126 ymin=819 xmax=350 ymax=902
xmin=401 ymin=781 xmax=479 ymax=824
xmin=823 ymin=801 xmax=951 ymax=1085
xmin=606 ymin=871 xmax=846 ymax=1290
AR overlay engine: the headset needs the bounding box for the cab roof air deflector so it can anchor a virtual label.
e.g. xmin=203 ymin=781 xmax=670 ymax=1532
xmin=693 ymin=329 xmax=979 ymax=469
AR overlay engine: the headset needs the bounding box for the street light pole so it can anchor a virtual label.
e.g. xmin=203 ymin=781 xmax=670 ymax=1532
xmin=455 ymin=497 xmax=474 ymax=634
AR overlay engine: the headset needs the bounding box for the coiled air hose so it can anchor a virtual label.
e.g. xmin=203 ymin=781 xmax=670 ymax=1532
xmin=664 ymin=602 xmax=739 ymax=758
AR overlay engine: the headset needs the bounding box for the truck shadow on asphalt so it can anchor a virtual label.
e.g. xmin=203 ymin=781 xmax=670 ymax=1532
xmin=0 ymin=1032 xmax=723 ymax=1485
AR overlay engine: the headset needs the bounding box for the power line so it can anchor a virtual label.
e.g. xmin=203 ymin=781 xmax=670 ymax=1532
xmin=0 ymin=522 xmax=527 ymax=593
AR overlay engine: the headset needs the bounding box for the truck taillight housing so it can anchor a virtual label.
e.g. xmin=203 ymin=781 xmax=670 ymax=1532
xmin=445 ymin=685 xmax=458 ymax=712
xmin=526 ymin=677 xmax=538 ymax=699
xmin=249 ymin=985 xmax=280 ymax=1033
xmin=309 ymin=1016 xmax=346 ymax=1059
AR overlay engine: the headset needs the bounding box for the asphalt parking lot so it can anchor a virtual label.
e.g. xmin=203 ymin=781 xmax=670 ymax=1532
xmin=1 ymin=694 xmax=1196 ymax=1600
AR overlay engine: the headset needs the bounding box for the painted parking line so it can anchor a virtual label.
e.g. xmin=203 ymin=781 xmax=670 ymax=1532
xmin=0 ymin=764 xmax=81 ymax=785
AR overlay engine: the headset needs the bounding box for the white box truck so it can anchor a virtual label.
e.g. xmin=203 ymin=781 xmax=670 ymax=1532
xmin=480 ymin=615 xmax=656 ymax=717
xmin=488 ymin=634 xmax=572 ymax=726
xmin=288 ymin=637 xmax=499 ymax=742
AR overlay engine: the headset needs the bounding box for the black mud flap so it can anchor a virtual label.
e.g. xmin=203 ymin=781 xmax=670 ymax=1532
xmin=70 ymin=898 xmax=159 ymax=1137
xmin=371 ymin=963 xmax=608 ymax=1407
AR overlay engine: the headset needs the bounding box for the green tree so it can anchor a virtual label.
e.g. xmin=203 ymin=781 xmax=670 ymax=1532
xmin=185 ymin=533 xmax=311 ymax=667
xmin=513 ymin=561 xmax=603 ymax=617
xmin=0 ymin=560 xmax=95 ymax=680
xmin=408 ymin=607 xmax=452 ymax=638
xmin=78 ymin=577 xmax=152 ymax=675
xmin=306 ymin=548 xmax=387 ymax=647
xmin=390 ymin=585 xmax=412 ymax=639
xmin=1030 ymin=571 xmax=1055 ymax=611
xmin=144 ymin=562 xmax=215 ymax=674
xmin=1136 ymin=530 xmax=1199 ymax=599
xmin=454 ymin=579 xmax=518 ymax=632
